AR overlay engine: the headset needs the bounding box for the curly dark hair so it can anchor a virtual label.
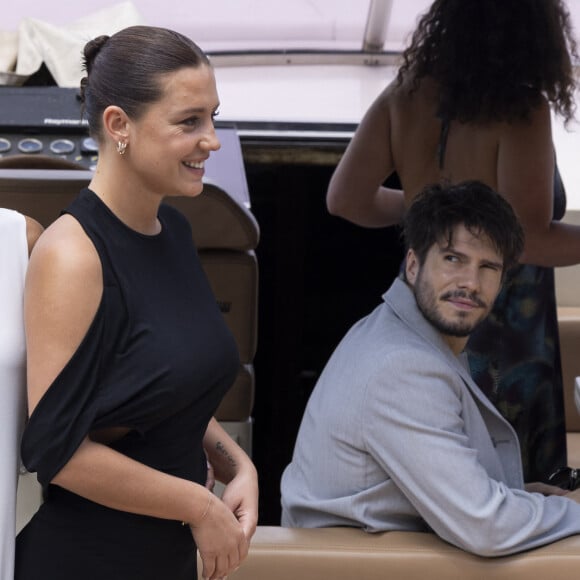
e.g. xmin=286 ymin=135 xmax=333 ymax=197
xmin=396 ymin=0 xmax=578 ymax=124
xmin=403 ymin=181 xmax=524 ymax=275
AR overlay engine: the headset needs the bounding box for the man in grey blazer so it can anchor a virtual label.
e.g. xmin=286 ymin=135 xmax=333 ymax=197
xmin=281 ymin=181 xmax=580 ymax=556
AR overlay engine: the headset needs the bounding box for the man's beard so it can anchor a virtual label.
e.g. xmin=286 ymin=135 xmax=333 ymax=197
xmin=414 ymin=272 xmax=488 ymax=338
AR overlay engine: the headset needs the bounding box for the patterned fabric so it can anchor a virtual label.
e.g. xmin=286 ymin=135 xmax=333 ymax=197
xmin=467 ymin=167 xmax=567 ymax=482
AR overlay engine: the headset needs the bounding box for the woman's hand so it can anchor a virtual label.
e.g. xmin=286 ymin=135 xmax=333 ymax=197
xmin=190 ymin=489 xmax=248 ymax=580
xmin=203 ymin=418 xmax=259 ymax=540
xmin=221 ymin=463 xmax=259 ymax=540
xmin=205 ymin=455 xmax=216 ymax=491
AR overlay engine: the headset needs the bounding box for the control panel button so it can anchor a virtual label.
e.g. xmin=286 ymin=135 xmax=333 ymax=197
xmin=81 ymin=137 xmax=99 ymax=154
xmin=17 ymin=138 xmax=43 ymax=154
xmin=0 ymin=137 xmax=11 ymax=153
xmin=50 ymin=138 xmax=75 ymax=155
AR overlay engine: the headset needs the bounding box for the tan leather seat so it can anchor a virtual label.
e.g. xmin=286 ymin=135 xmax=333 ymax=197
xmin=0 ymin=154 xmax=86 ymax=171
xmin=217 ymin=310 xmax=580 ymax=579
xmin=201 ymin=526 xmax=580 ymax=580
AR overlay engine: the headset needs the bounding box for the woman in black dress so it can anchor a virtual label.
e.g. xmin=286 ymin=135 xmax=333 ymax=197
xmin=16 ymin=25 xmax=258 ymax=580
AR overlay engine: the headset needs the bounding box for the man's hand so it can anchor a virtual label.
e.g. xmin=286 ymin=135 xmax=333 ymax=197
xmin=525 ymin=482 xmax=569 ymax=496
xmin=565 ymin=487 xmax=580 ymax=503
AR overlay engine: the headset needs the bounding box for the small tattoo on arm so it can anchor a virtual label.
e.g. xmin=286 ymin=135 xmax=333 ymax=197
xmin=216 ymin=441 xmax=237 ymax=468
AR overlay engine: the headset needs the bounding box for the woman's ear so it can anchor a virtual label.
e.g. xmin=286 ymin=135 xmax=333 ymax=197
xmin=102 ymin=105 xmax=130 ymax=144
xmin=405 ymin=248 xmax=419 ymax=286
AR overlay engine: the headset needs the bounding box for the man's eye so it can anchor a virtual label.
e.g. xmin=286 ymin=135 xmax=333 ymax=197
xmin=482 ymin=263 xmax=501 ymax=272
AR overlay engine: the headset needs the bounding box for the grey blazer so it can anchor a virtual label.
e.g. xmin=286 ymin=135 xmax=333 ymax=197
xmin=281 ymin=278 xmax=580 ymax=556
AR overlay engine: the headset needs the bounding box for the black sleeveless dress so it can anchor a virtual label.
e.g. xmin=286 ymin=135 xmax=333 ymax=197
xmin=437 ymin=118 xmax=568 ymax=482
xmin=15 ymin=188 xmax=239 ymax=579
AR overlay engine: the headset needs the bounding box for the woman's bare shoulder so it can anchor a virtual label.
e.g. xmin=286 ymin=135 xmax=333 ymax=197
xmin=381 ymin=76 xmax=440 ymax=129
xmin=28 ymin=214 xmax=101 ymax=288
xmin=373 ymin=78 xmax=406 ymax=109
xmin=25 ymin=214 xmax=104 ymax=412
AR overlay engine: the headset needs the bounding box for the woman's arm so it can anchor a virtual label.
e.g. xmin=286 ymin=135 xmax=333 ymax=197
xmin=203 ymin=417 xmax=259 ymax=539
xmin=53 ymin=436 xmax=215 ymax=524
xmin=326 ymin=86 xmax=405 ymax=228
xmin=200 ymin=419 xmax=258 ymax=579
xmin=25 ymin=215 xmax=101 ymax=413
xmin=498 ymin=99 xmax=580 ymax=267
xmin=54 ymin=435 xmax=247 ymax=580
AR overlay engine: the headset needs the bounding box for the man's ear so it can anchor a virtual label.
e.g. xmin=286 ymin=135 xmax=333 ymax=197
xmin=405 ymin=248 xmax=419 ymax=285
xmin=102 ymin=105 xmax=130 ymax=144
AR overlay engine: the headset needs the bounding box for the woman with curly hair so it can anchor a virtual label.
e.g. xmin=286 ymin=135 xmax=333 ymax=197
xmin=327 ymin=0 xmax=579 ymax=483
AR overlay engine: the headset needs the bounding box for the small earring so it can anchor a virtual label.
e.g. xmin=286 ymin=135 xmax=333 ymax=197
xmin=117 ymin=141 xmax=127 ymax=155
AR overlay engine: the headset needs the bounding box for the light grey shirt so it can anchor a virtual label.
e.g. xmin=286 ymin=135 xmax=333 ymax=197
xmin=281 ymin=278 xmax=580 ymax=556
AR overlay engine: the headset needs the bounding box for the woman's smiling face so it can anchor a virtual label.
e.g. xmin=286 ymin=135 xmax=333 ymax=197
xmin=125 ymin=64 xmax=221 ymax=199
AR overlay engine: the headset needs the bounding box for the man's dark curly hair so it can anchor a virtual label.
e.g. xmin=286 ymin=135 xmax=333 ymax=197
xmin=403 ymin=181 xmax=524 ymax=275
xmin=396 ymin=0 xmax=578 ymax=124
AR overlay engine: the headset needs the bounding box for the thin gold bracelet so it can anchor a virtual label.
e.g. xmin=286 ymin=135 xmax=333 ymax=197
xmin=183 ymin=491 xmax=214 ymax=527
xmin=199 ymin=491 xmax=214 ymax=522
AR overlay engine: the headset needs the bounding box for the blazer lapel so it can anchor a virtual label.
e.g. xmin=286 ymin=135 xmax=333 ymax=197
xmin=384 ymin=278 xmax=520 ymax=435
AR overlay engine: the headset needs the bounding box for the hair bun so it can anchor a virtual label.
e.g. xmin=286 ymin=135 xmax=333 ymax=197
xmin=82 ymin=35 xmax=110 ymax=74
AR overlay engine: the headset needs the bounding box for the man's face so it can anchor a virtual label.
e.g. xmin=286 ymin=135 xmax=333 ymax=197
xmin=405 ymin=225 xmax=504 ymax=353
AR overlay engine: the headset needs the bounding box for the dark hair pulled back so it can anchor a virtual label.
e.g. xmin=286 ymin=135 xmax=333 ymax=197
xmin=80 ymin=25 xmax=210 ymax=139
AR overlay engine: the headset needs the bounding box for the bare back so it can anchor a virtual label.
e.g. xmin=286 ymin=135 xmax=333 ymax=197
xmin=327 ymin=75 xmax=572 ymax=266
xmin=387 ymin=78 xmax=506 ymax=204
